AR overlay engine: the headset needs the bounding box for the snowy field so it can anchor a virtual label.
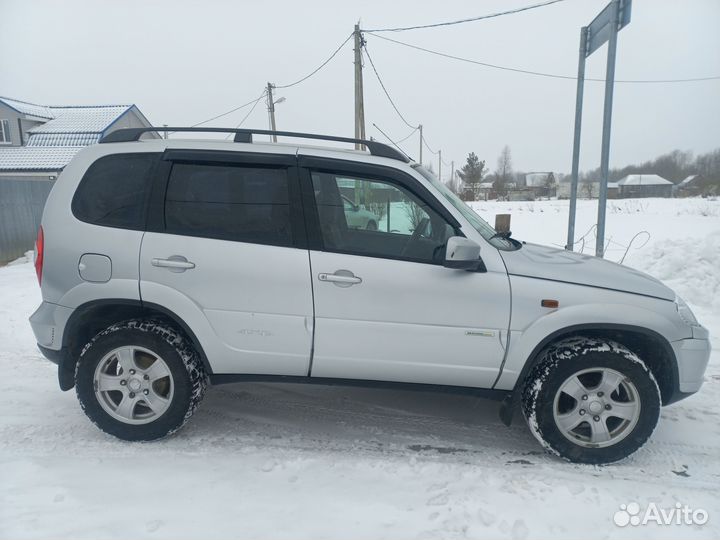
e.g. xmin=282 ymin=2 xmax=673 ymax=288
xmin=1 ymin=197 xmax=719 ymax=540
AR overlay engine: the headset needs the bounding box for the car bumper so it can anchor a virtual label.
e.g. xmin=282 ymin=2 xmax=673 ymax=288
xmin=671 ymin=325 xmax=711 ymax=395
xmin=29 ymin=301 xmax=73 ymax=350
xmin=30 ymin=302 xmax=75 ymax=390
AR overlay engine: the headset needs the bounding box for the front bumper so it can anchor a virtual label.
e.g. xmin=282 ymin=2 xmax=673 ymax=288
xmin=671 ymin=325 xmax=711 ymax=394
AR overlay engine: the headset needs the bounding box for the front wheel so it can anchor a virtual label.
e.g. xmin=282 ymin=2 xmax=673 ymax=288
xmin=522 ymin=337 xmax=661 ymax=464
xmin=75 ymin=320 xmax=207 ymax=441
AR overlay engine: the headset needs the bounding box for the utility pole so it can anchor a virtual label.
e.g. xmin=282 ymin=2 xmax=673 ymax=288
xmin=438 ymin=150 xmax=442 ymax=183
xmin=267 ymin=82 xmax=278 ymax=142
xmin=418 ymin=124 xmax=423 ymax=165
xmin=451 ymin=160 xmax=455 ymax=191
xmin=353 ymin=24 xmax=366 ymax=149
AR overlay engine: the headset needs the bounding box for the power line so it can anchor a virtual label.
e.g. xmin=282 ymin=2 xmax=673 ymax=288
xmin=422 ymin=134 xmax=439 ymax=155
xmin=224 ymin=90 xmax=267 ymax=139
xmin=275 ymin=33 xmax=354 ymax=89
xmin=395 ymin=126 xmax=419 ymax=143
xmin=363 ymin=44 xmax=419 ymax=130
xmin=187 ymin=94 xmax=268 ymax=128
xmin=372 ymin=123 xmax=413 ymax=160
xmin=187 ymin=33 xmax=352 ymax=130
xmin=363 ymin=0 xmax=566 ymax=33
xmin=370 ymin=33 xmax=720 ymax=84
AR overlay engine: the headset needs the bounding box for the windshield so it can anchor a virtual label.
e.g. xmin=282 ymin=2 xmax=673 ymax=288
xmin=413 ymin=164 xmax=517 ymax=250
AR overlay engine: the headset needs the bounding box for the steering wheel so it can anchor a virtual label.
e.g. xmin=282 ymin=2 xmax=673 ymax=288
xmin=401 ymin=217 xmax=430 ymax=257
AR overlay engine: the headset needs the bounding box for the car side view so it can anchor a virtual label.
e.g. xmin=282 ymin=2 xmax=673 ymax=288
xmin=29 ymin=127 xmax=711 ymax=464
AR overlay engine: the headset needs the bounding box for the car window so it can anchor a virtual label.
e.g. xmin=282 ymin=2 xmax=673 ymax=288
xmin=164 ymin=162 xmax=292 ymax=247
xmin=72 ymin=153 xmax=158 ymax=230
xmin=311 ymin=171 xmax=456 ymax=264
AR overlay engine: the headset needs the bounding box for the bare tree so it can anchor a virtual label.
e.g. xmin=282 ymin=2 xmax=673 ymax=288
xmin=494 ymin=145 xmax=513 ymax=197
xmin=580 ymin=180 xmax=595 ymax=199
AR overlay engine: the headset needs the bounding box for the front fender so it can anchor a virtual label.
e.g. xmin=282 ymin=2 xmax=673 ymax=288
xmin=494 ymin=276 xmax=688 ymax=392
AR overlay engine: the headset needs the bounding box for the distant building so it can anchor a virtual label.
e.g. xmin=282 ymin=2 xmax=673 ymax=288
xmin=674 ymin=174 xmax=719 ymax=197
xmin=616 ymin=174 xmax=673 ymax=198
xmin=524 ymin=172 xmax=556 ymax=198
xmin=0 ymin=96 xmax=158 ymax=263
xmin=557 ymin=181 xmax=618 ymax=199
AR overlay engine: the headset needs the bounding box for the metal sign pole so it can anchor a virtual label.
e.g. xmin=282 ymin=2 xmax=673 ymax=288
xmin=595 ymin=0 xmax=620 ymax=257
xmin=566 ymin=26 xmax=588 ymax=251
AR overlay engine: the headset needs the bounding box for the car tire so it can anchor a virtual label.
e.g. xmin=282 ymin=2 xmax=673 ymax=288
xmin=521 ymin=337 xmax=661 ymax=464
xmin=75 ymin=319 xmax=207 ymax=441
xmin=366 ymin=220 xmax=378 ymax=231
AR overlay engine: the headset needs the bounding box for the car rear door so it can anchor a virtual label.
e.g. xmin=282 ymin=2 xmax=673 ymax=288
xmin=139 ymin=149 xmax=314 ymax=376
xmin=300 ymin=156 xmax=511 ymax=389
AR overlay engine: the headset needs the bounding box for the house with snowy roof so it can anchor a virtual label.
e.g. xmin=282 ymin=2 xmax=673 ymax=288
xmin=0 ymin=96 xmax=158 ymax=262
xmin=0 ymin=96 xmax=158 ymax=175
xmin=616 ymin=174 xmax=673 ymax=198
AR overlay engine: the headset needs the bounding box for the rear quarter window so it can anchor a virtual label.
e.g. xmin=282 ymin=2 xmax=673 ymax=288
xmin=72 ymin=153 xmax=158 ymax=229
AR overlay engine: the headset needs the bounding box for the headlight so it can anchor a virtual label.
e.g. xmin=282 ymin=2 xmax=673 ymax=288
xmin=675 ymin=296 xmax=698 ymax=326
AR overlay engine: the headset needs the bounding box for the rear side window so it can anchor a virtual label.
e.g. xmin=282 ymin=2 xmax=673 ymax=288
xmin=164 ymin=162 xmax=292 ymax=247
xmin=72 ymin=153 xmax=157 ymax=229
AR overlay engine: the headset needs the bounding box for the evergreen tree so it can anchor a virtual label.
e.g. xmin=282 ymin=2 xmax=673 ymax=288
xmin=457 ymin=152 xmax=486 ymax=200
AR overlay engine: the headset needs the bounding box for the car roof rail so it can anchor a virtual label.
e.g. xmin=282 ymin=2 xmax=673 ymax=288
xmin=99 ymin=127 xmax=410 ymax=163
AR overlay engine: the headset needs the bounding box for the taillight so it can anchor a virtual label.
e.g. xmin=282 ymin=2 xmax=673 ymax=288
xmin=35 ymin=226 xmax=44 ymax=286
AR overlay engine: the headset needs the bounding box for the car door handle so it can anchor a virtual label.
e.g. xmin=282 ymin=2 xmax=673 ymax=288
xmin=318 ymin=270 xmax=362 ymax=287
xmin=151 ymin=256 xmax=195 ymax=272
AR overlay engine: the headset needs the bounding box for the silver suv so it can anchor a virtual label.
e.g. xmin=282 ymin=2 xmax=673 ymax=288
xmin=29 ymin=127 xmax=710 ymax=463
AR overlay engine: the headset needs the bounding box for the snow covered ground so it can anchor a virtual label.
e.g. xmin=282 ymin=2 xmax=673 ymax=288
xmin=1 ymin=197 xmax=718 ymax=540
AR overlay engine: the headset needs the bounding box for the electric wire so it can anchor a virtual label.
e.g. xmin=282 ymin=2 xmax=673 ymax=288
xmin=223 ymin=90 xmax=267 ymax=139
xmin=372 ymin=123 xmax=413 ymax=160
xmin=275 ymin=33 xmax=354 ymax=89
xmin=395 ymin=126 xmax=419 ymax=144
xmin=188 ymin=94 xmax=269 ymax=128
xmin=362 ymin=0 xmax=566 ymax=33
xmin=369 ymin=33 xmax=720 ymax=84
xmin=364 ymin=44 xmax=419 ymax=130
xmin=186 ymin=33 xmax=352 ymax=130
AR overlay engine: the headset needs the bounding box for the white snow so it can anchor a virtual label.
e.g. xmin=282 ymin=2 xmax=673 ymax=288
xmin=1 ymin=197 xmax=719 ymax=539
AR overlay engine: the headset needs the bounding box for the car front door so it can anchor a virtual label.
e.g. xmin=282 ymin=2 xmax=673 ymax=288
xmin=301 ymin=157 xmax=511 ymax=389
xmin=139 ymin=150 xmax=314 ymax=376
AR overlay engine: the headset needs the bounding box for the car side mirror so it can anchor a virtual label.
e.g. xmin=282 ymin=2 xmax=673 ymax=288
xmin=444 ymin=236 xmax=482 ymax=270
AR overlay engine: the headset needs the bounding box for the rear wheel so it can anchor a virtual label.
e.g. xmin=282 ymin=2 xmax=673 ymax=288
xmin=522 ymin=337 xmax=661 ymax=464
xmin=75 ymin=320 xmax=207 ymax=441
xmin=366 ymin=220 xmax=378 ymax=231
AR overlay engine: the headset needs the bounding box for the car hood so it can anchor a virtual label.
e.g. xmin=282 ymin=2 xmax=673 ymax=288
xmin=499 ymin=242 xmax=675 ymax=301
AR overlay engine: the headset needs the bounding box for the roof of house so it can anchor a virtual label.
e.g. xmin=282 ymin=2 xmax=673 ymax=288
xmin=616 ymin=174 xmax=673 ymax=186
xmin=27 ymin=105 xmax=133 ymax=135
xmin=0 ymin=96 xmax=147 ymax=172
xmin=678 ymin=174 xmax=701 ymax=187
xmin=0 ymin=96 xmax=54 ymax=119
xmin=0 ymin=147 xmax=83 ymax=171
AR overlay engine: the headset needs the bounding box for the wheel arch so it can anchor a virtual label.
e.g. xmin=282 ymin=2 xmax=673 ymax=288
xmin=61 ymin=299 xmax=213 ymax=389
xmin=498 ymin=323 xmax=680 ymax=426
xmin=514 ymin=324 xmax=678 ymax=405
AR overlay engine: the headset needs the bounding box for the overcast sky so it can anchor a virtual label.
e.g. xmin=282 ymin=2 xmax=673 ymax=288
xmin=2 ymin=0 xmax=719 ymax=177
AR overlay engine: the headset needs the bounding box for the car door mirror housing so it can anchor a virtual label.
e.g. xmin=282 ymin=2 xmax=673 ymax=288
xmin=444 ymin=236 xmax=483 ymax=270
